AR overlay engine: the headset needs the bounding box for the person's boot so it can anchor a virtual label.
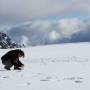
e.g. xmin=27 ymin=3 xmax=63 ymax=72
xmin=4 ymin=66 xmax=10 ymax=70
xmin=14 ymin=66 xmax=22 ymax=70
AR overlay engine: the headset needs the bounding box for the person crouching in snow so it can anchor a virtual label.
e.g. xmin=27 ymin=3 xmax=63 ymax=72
xmin=1 ymin=49 xmax=25 ymax=70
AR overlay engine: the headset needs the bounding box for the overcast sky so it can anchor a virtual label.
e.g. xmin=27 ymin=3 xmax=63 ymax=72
xmin=0 ymin=0 xmax=90 ymax=46
xmin=0 ymin=0 xmax=90 ymax=24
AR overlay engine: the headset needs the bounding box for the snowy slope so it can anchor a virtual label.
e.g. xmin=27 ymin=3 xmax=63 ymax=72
xmin=0 ymin=43 xmax=90 ymax=90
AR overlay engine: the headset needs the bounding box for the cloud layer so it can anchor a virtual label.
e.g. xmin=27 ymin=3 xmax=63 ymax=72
xmin=0 ymin=0 xmax=90 ymax=23
xmin=0 ymin=18 xmax=90 ymax=46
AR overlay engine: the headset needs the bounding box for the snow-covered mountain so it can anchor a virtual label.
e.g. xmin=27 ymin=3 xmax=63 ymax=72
xmin=0 ymin=32 xmax=25 ymax=49
xmin=0 ymin=43 xmax=90 ymax=90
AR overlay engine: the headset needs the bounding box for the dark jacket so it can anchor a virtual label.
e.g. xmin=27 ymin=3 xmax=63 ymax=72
xmin=1 ymin=49 xmax=24 ymax=66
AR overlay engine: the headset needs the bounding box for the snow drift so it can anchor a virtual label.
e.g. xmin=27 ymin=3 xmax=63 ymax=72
xmin=0 ymin=43 xmax=90 ymax=90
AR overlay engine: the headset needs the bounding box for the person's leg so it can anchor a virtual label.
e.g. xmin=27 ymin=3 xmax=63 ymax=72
xmin=2 ymin=60 xmax=13 ymax=70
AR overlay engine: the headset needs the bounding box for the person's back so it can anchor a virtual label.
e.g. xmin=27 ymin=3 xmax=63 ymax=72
xmin=1 ymin=50 xmax=19 ymax=61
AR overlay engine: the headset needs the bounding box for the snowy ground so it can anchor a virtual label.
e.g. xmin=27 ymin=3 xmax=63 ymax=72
xmin=0 ymin=43 xmax=90 ymax=90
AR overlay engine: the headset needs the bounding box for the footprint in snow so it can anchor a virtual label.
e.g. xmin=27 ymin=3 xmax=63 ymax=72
xmin=74 ymin=80 xmax=83 ymax=83
xmin=40 ymin=76 xmax=52 ymax=82
xmin=2 ymin=76 xmax=9 ymax=79
xmin=63 ymin=77 xmax=83 ymax=83
xmin=27 ymin=82 xmax=31 ymax=86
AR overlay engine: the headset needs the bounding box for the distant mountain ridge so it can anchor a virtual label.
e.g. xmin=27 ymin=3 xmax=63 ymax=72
xmin=0 ymin=32 xmax=25 ymax=49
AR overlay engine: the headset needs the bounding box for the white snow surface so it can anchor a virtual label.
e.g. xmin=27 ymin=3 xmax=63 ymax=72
xmin=0 ymin=43 xmax=90 ymax=90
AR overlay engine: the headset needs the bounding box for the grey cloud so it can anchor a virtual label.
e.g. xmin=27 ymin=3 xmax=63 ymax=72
xmin=1 ymin=18 xmax=89 ymax=46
